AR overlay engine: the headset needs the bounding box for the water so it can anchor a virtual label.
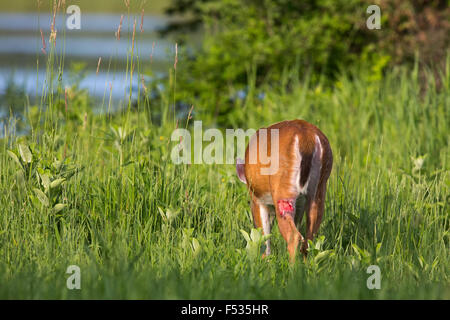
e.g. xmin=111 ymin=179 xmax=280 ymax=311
xmin=0 ymin=12 xmax=175 ymax=106
xmin=0 ymin=13 xmax=168 ymax=33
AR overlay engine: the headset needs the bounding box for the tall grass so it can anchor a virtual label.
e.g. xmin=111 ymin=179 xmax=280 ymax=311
xmin=0 ymin=4 xmax=448 ymax=299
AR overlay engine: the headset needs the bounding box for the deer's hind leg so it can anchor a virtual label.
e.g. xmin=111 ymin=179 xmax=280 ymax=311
xmin=250 ymin=196 xmax=272 ymax=257
xmin=302 ymin=182 xmax=327 ymax=255
xmin=294 ymin=195 xmax=308 ymax=230
xmin=270 ymin=182 xmax=304 ymax=263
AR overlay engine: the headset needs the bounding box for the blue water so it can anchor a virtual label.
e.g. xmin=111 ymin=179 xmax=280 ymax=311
xmin=0 ymin=13 xmax=168 ymax=33
xmin=0 ymin=12 xmax=176 ymax=103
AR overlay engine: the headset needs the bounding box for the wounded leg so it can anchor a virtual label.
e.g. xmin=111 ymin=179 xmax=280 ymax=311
xmin=275 ymin=198 xmax=304 ymax=263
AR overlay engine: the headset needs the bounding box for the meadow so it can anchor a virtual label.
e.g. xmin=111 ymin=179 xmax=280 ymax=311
xmin=0 ymin=3 xmax=448 ymax=299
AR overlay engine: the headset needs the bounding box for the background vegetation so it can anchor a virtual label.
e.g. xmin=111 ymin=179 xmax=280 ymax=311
xmin=0 ymin=0 xmax=448 ymax=299
xmin=0 ymin=0 xmax=166 ymax=14
xmin=166 ymin=0 xmax=449 ymax=125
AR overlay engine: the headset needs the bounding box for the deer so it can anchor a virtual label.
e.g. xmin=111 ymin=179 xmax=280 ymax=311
xmin=236 ymin=120 xmax=333 ymax=262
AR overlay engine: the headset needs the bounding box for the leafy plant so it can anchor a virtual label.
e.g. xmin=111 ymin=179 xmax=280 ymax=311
xmin=7 ymin=141 xmax=78 ymax=214
xmin=240 ymin=227 xmax=271 ymax=262
xmin=306 ymin=236 xmax=335 ymax=272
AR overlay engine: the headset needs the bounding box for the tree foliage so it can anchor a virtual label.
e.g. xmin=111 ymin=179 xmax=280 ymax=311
xmin=164 ymin=0 xmax=449 ymax=119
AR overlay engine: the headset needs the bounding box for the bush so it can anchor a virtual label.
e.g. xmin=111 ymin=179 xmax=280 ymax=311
xmin=165 ymin=0 xmax=449 ymax=122
xmin=171 ymin=0 xmax=373 ymax=103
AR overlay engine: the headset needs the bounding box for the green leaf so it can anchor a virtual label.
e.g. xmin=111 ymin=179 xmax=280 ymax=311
xmin=110 ymin=126 xmax=118 ymax=138
xmin=262 ymin=233 xmax=271 ymax=242
xmin=352 ymin=243 xmax=363 ymax=259
xmin=18 ymin=143 xmax=32 ymax=163
xmin=157 ymin=206 xmax=167 ymax=221
xmin=50 ymin=178 xmax=65 ymax=189
xmin=52 ymin=160 xmax=62 ymax=171
xmin=315 ymin=235 xmax=325 ymax=250
xmin=431 ymin=258 xmax=439 ymax=270
xmin=118 ymin=127 xmax=126 ymax=140
xmin=33 ymin=188 xmax=49 ymax=207
xmin=165 ymin=208 xmax=179 ymax=222
xmin=376 ymin=242 xmax=382 ymax=255
xmin=418 ymin=255 xmax=425 ymax=268
xmin=7 ymin=150 xmax=23 ymax=169
xmin=39 ymin=173 xmax=51 ymax=191
xmin=250 ymin=228 xmax=261 ymax=242
xmin=192 ymin=238 xmax=201 ymax=255
xmin=314 ymin=250 xmax=334 ymax=264
xmin=53 ymin=203 xmax=67 ymax=213
xmin=240 ymin=229 xmax=250 ymax=243
xmin=114 ymin=140 xmax=122 ymax=152
xmin=15 ymin=170 xmax=25 ymax=186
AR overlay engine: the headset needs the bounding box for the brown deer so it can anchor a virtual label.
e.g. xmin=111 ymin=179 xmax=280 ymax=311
xmin=236 ymin=120 xmax=333 ymax=262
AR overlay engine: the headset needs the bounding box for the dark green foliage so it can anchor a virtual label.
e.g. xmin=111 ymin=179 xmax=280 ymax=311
xmin=166 ymin=0 xmax=449 ymax=122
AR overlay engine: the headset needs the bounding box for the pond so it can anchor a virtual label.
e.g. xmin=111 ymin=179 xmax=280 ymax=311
xmin=0 ymin=12 xmax=177 ymax=113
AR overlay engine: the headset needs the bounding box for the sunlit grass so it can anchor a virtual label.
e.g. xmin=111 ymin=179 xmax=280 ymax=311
xmin=1 ymin=58 xmax=448 ymax=298
xmin=0 ymin=1 xmax=448 ymax=299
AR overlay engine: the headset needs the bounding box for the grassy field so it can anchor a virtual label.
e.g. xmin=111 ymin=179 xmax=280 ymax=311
xmin=0 ymin=12 xmax=449 ymax=299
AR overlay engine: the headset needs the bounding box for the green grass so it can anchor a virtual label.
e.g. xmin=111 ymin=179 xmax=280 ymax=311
xmin=0 ymin=13 xmax=448 ymax=299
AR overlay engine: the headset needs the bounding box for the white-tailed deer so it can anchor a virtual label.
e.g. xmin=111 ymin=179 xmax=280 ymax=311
xmin=236 ymin=120 xmax=333 ymax=262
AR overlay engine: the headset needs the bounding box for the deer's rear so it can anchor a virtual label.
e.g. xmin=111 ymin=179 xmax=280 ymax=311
xmin=236 ymin=120 xmax=333 ymax=262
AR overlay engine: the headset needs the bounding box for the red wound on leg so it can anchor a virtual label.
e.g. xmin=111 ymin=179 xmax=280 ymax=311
xmin=277 ymin=199 xmax=294 ymax=217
